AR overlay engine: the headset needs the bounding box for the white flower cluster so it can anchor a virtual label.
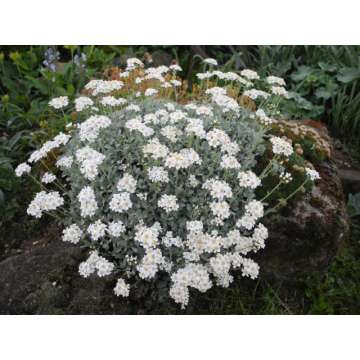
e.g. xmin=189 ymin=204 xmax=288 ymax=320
xmin=114 ymin=278 xmax=130 ymax=297
xmin=255 ymin=109 xmax=273 ymax=126
xmin=203 ymin=179 xmax=233 ymax=200
xmin=85 ymin=80 xmax=124 ymax=95
xmin=238 ymin=171 xmax=261 ymax=189
xmin=27 ymin=191 xmax=64 ymax=218
xmin=125 ymin=117 xmax=154 ymax=137
xmin=49 ymin=96 xmax=69 ymax=109
xmin=270 ymin=136 xmax=294 ymax=157
xmin=165 ymin=148 xmax=202 ymax=170
xmin=62 ymin=224 xmax=83 ymax=244
xmin=21 ymin=59 xmax=309 ymax=309
xmin=75 ymin=96 xmax=94 ymax=112
xmin=236 ymin=200 xmax=264 ymax=230
xmin=76 ymin=146 xmax=105 ymax=180
xmin=15 ymin=162 xmax=31 ymax=177
xmin=79 ymin=115 xmax=111 ymax=143
xmin=148 ymin=166 xmax=169 ymax=183
xmin=266 ymin=76 xmax=286 ymax=86
xmin=101 ymin=96 xmax=127 ymax=107
xmin=271 ymin=86 xmax=289 ymax=98
xmin=305 ymin=167 xmax=321 ymax=181
xmin=79 ymin=251 xmax=114 ymax=278
xmin=203 ymin=58 xmax=218 ymax=66
xmin=28 ymin=132 xmax=70 ymax=164
xmin=109 ymin=192 xmax=133 ymax=213
xmin=158 ymin=194 xmax=179 ymax=213
xmin=243 ymin=89 xmax=270 ymax=100
xmin=41 ymin=172 xmax=56 ymax=184
xmin=77 ymin=186 xmax=98 ymax=217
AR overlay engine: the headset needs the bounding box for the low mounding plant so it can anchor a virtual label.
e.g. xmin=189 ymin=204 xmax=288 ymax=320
xmin=15 ymin=57 xmax=320 ymax=308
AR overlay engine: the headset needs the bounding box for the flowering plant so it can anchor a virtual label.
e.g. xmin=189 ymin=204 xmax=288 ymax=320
xmin=16 ymin=58 xmax=320 ymax=308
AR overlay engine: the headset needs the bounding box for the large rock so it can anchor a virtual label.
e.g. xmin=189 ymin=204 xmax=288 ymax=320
xmin=257 ymin=159 xmax=349 ymax=281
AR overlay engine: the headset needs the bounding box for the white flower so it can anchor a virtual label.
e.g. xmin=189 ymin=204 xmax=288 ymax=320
xmin=161 ymin=125 xmax=182 ymax=143
xmin=114 ymin=278 xmax=130 ymax=297
xmin=220 ymin=155 xmax=241 ymax=169
xmin=75 ymin=97 xmax=93 ymax=112
xmin=165 ymin=148 xmax=201 ymax=170
xmin=205 ymin=87 xmax=227 ymax=97
xmin=134 ymin=224 xmax=160 ymax=250
xmin=245 ymin=200 xmax=264 ymax=219
xmin=238 ymin=171 xmax=261 ymax=189
xmin=197 ymin=72 xmax=213 ymax=80
xmin=109 ymin=192 xmax=132 ymax=213
xmin=203 ymin=179 xmax=233 ymax=200
xmin=169 ymin=110 xmax=187 ymax=124
xmin=206 ymin=129 xmax=230 ymax=148
xmin=266 ymin=76 xmax=286 ymax=86
xmin=78 ymin=250 xmax=113 ymax=277
xmin=158 ymin=194 xmax=179 ymax=213
xmin=243 ymin=89 xmax=270 ymax=100
xmin=125 ymin=118 xmax=154 ymax=137
xmin=126 ymin=57 xmax=144 ymax=70
xmin=210 ymin=201 xmax=231 ymax=220
xmin=78 ymin=251 xmax=99 ymax=278
xmin=27 ymin=133 xmax=70 ymax=164
xmin=15 ymin=163 xmax=31 ymax=177
xmin=77 ymin=186 xmax=98 ymax=218
xmin=255 ymin=109 xmax=273 ymax=126
xmin=27 ymin=191 xmax=64 ymax=218
xmin=41 ymin=172 xmax=56 ymax=184
xmin=203 ymin=58 xmax=218 ymax=66
xmin=56 ymin=155 xmax=73 ymax=169
xmin=271 ymin=86 xmax=289 ymax=98
xmin=108 ymin=221 xmax=126 ymax=237
xmin=280 ymin=171 xmax=293 ymax=184
xmin=62 ymin=224 xmax=83 ymax=244
xmin=211 ymin=94 xmax=240 ymax=113
xmin=125 ymin=104 xmax=141 ymax=112
xmin=78 ymin=115 xmax=111 ymax=143
xmin=240 ymin=69 xmax=259 ymax=80
xmin=185 ymin=118 xmax=206 ymax=138
xmin=186 ymin=220 xmax=203 ymax=234
xmin=117 ymin=173 xmax=137 ymax=193
xmin=143 ymin=138 xmax=169 ymax=159
xmin=236 ymin=214 xmax=256 ymax=230
xmin=148 ymin=166 xmax=169 ymax=183
xmin=88 ymin=220 xmax=107 ymax=241
xmin=270 ymin=136 xmax=293 ymax=157
xmin=241 ymin=258 xmax=259 ymax=279
xmin=252 ymin=223 xmax=269 ymax=251
xmin=49 ymin=96 xmax=68 ymax=109
xmin=305 ymin=167 xmax=321 ymax=181
xmin=75 ymin=146 xmax=105 ymax=180
xmin=85 ymin=80 xmax=123 ymax=95
xmin=162 ymin=231 xmax=183 ymax=247
xmin=170 ymin=263 xmax=212 ymax=308
xmin=189 ymin=174 xmax=199 ymax=187
xmin=144 ymin=88 xmax=158 ymax=97
xmin=164 ymin=103 xmax=176 ymax=112
xmin=169 ymin=64 xmax=182 ymax=72
xmin=195 ymin=106 xmax=213 ymax=117
xmin=96 ymin=257 xmax=114 ymax=277
xmin=170 ymin=79 xmax=182 ymax=87
xmin=236 ymin=200 xmax=264 ymax=230
xmin=101 ymin=96 xmax=127 ymax=107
